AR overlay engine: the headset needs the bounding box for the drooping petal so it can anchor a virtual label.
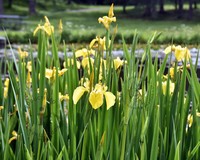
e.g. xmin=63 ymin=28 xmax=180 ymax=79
xmin=82 ymin=57 xmax=94 ymax=68
xmin=58 ymin=68 xmax=68 ymax=76
xmin=89 ymin=38 xmax=98 ymax=49
xmin=104 ymin=92 xmax=116 ymax=110
xmin=89 ymin=91 xmax=104 ymax=109
xmin=164 ymin=46 xmax=172 ymax=54
xmin=33 ymin=24 xmax=42 ymax=36
xmin=73 ymin=86 xmax=87 ymax=104
xmin=75 ymin=48 xmax=87 ymax=58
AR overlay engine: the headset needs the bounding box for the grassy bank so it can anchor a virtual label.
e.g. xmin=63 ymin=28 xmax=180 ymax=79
xmin=1 ymin=2 xmax=200 ymax=45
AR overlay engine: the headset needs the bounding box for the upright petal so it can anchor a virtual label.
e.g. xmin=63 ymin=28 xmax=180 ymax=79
xmin=59 ymin=19 xmax=63 ymax=33
xmin=108 ymin=3 xmax=114 ymax=17
xmin=104 ymin=92 xmax=116 ymax=110
xmin=73 ymin=86 xmax=87 ymax=104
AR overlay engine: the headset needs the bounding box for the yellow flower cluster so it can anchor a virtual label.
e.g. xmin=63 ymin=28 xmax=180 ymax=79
xmin=164 ymin=45 xmax=191 ymax=62
xmin=161 ymin=44 xmax=191 ymax=96
xmin=45 ymin=67 xmax=67 ymax=82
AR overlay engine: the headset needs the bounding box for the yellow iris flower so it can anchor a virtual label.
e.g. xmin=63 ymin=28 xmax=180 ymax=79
xmin=113 ymin=57 xmax=126 ymax=70
xmin=81 ymin=57 xmax=94 ymax=68
xmin=75 ymin=48 xmax=95 ymax=58
xmin=75 ymin=48 xmax=95 ymax=69
xmin=162 ymin=80 xmax=175 ymax=95
xmin=45 ymin=67 xmax=67 ymax=81
xmin=4 ymin=78 xmax=9 ymax=98
xmin=0 ymin=106 xmax=3 ymax=110
xmin=27 ymin=61 xmax=32 ymax=72
xmin=9 ymin=131 xmax=18 ymax=144
xmin=73 ymin=80 xmax=116 ymax=110
xmin=59 ymin=92 xmax=69 ymax=101
xmin=98 ymin=3 xmax=116 ymax=30
xmin=90 ymin=36 xmax=110 ymax=50
xmin=33 ymin=16 xmax=54 ymax=36
xmin=164 ymin=45 xmax=191 ymax=62
xmin=27 ymin=71 xmax=32 ymax=88
xmin=18 ymin=47 xmax=28 ymax=59
xmin=169 ymin=67 xmax=175 ymax=79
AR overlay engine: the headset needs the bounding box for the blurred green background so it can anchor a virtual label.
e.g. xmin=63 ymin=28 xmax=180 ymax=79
xmin=1 ymin=0 xmax=200 ymax=46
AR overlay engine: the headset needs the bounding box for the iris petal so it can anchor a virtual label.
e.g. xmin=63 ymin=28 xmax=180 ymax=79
xmin=73 ymin=86 xmax=87 ymax=104
xmin=164 ymin=46 xmax=172 ymax=54
xmin=104 ymin=92 xmax=116 ymax=110
xmin=89 ymin=91 xmax=104 ymax=109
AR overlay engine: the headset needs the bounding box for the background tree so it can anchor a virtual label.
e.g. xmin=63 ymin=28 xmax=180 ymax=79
xmin=29 ymin=0 xmax=36 ymax=15
xmin=8 ymin=0 xmax=13 ymax=9
xmin=159 ymin=0 xmax=165 ymax=13
xmin=0 ymin=0 xmax=3 ymax=14
xmin=67 ymin=0 xmax=72 ymax=4
xmin=178 ymin=0 xmax=183 ymax=16
xmin=189 ymin=0 xmax=193 ymax=18
xmin=123 ymin=0 xmax=128 ymax=13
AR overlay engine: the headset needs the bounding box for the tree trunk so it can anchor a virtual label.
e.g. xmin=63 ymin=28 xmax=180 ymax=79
xmin=194 ymin=0 xmax=197 ymax=9
xmin=189 ymin=0 xmax=193 ymax=19
xmin=178 ymin=0 xmax=183 ymax=12
xmin=29 ymin=0 xmax=36 ymax=15
xmin=96 ymin=0 xmax=103 ymax=5
xmin=143 ymin=0 xmax=157 ymax=17
xmin=123 ymin=0 xmax=127 ymax=13
xmin=174 ymin=0 xmax=178 ymax=10
xmin=0 ymin=0 xmax=3 ymax=14
xmin=52 ymin=0 xmax=56 ymax=6
xmin=8 ymin=0 xmax=13 ymax=8
xmin=144 ymin=0 xmax=152 ymax=16
xmin=159 ymin=0 xmax=164 ymax=13
xmin=178 ymin=0 xmax=183 ymax=18
xmin=67 ymin=0 xmax=72 ymax=4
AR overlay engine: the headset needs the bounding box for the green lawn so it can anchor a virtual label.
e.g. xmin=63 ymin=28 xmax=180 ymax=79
xmin=1 ymin=2 xmax=200 ymax=45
